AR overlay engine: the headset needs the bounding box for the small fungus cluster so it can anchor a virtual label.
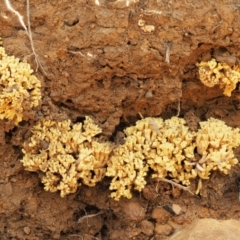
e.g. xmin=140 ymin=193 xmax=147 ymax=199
xmin=197 ymin=58 xmax=240 ymax=96
xmin=195 ymin=118 xmax=240 ymax=179
xmin=138 ymin=19 xmax=155 ymax=33
xmin=21 ymin=117 xmax=112 ymax=197
xmin=0 ymin=38 xmax=41 ymax=124
xmin=106 ymin=117 xmax=196 ymax=200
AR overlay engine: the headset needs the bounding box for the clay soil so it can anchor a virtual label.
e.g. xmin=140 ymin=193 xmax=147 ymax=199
xmin=1 ymin=0 xmax=240 ymax=239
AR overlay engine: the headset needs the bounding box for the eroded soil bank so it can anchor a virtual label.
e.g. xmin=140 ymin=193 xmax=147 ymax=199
xmin=1 ymin=0 xmax=240 ymax=239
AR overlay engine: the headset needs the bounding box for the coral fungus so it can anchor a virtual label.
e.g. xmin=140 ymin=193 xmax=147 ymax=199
xmin=0 ymin=38 xmax=41 ymax=124
xmin=197 ymin=58 xmax=240 ymax=96
xmin=21 ymin=117 xmax=112 ymax=197
xmin=107 ymin=117 xmax=240 ymax=200
xmin=195 ymin=117 xmax=240 ymax=179
xmin=106 ymin=117 xmax=197 ymax=200
xmin=21 ymin=114 xmax=240 ymax=200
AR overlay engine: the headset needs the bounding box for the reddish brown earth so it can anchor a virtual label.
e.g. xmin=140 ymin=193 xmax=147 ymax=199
xmin=1 ymin=0 xmax=240 ymax=239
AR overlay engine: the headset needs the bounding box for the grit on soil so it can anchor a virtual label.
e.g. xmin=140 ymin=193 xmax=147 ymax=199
xmin=1 ymin=0 xmax=240 ymax=239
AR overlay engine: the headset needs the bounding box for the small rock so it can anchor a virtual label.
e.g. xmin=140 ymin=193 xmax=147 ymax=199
xmin=111 ymin=228 xmax=141 ymax=240
xmin=10 ymin=177 xmax=17 ymax=183
xmin=169 ymin=218 xmax=240 ymax=240
xmin=121 ymin=199 xmax=145 ymax=221
xmin=167 ymin=220 xmax=183 ymax=231
xmin=155 ymin=223 xmax=173 ymax=236
xmin=151 ymin=207 xmax=171 ymax=224
xmin=23 ymin=226 xmax=31 ymax=235
xmin=140 ymin=220 xmax=154 ymax=236
xmin=171 ymin=187 xmax=182 ymax=198
xmin=172 ymin=204 xmax=182 ymax=215
xmin=142 ymin=185 xmax=157 ymax=201
xmin=172 ymin=214 xmax=188 ymax=225
xmin=145 ymin=90 xmax=153 ymax=98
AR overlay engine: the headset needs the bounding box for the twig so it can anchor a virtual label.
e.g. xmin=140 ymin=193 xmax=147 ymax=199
xmin=77 ymin=211 xmax=104 ymax=224
xmin=165 ymin=42 xmax=172 ymax=64
xmin=176 ymin=98 xmax=181 ymax=117
xmin=176 ymin=88 xmax=182 ymax=117
xmin=157 ymin=178 xmax=195 ymax=195
xmin=195 ymin=178 xmax=202 ymax=195
xmin=212 ymin=19 xmax=223 ymax=33
xmin=5 ymin=0 xmax=47 ymax=75
xmin=5 ymin=0 xmax=27 ymax=32
xmin=142 ymin=9 xmax=163 ymax=15
xmin=138 ymin=112 xmax=144 ymax=119
xmin=67 ymin=50 xmax=97 ymax=60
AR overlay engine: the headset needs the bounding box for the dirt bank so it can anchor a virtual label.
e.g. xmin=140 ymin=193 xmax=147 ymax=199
xmin=1 ymin=0 xmax=240 ymax=239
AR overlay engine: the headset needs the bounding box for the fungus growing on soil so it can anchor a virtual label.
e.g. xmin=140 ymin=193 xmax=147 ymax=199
xmin=0 ymin=38 xmax=41 ymax=124
xmin=106 ymin=117 xmax=197 ymax=200
xmin=197 ymin=58 xmax=240 ymax=96
xmin=21 ymin=115 xmax=240 ymax=200
xmin=107 ymin=117 xmax=240 ymax=200
xmin=21 ymin=117 xmax=113 ymax=197
xmin=195 ymin=117 xmax=240 ymax=179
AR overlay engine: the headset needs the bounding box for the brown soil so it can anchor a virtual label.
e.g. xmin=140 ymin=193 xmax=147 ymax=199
xmin=1 ymin=0 xmax=240 ymax=239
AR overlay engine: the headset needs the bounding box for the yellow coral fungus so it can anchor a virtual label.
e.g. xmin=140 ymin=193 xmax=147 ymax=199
xmin=195 ymin=117 xmax=240 ymax=179
xmin=106 ymin=137 xmax=149 ymax=200
xmin=21 ymin=115 xmax=240 ymax=200
xmin=148 ymin=117 xmax=197 ymax=185
xmin=197 ymin=58 xmax=240 ymax=96
xmin=107 ymin=116 xmax=240 ymax=200
xmin=0 ymin=38 xmax=41 ymax=124
xmin=106 ymin=117 xmax=197 ymax=200
xmin=21 ymin=117 xmax=112 ymax=197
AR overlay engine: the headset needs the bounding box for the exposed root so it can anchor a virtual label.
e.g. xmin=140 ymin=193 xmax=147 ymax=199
xmin=5 ymin=0 xmax=47 ymax=75
xmin=157 ymin=178 xmax=195 ymax=195
xmin=77 ymin=211 xmax=104 ymax=224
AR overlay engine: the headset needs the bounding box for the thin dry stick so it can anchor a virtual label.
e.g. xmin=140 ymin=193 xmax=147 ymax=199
xmin=157 ymin=178 xmax=194 ymax=195
xmin=67 ymin=50 xmax=97 ymax=60
xmin=138 ymin=112 xmax=144 ymax=119
xmin=77 ymin=211 xmax=104 ymax=224
xmin=176 ymin=88 xmax=182 ymax=117
xmin=176 ymin=97 xmax=181 ymax=117
xmin=142 ymin=9 xmax=163 ymax=15
xmin=212 ymin=19 xmax=223 ymax=33
xmin=5 ymin=0 xmax=47 ymax=75
xmin=5 ymin=0 xmax=28 ymax=32
xmin=165 ymin=42 xmax=172 ymax=63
